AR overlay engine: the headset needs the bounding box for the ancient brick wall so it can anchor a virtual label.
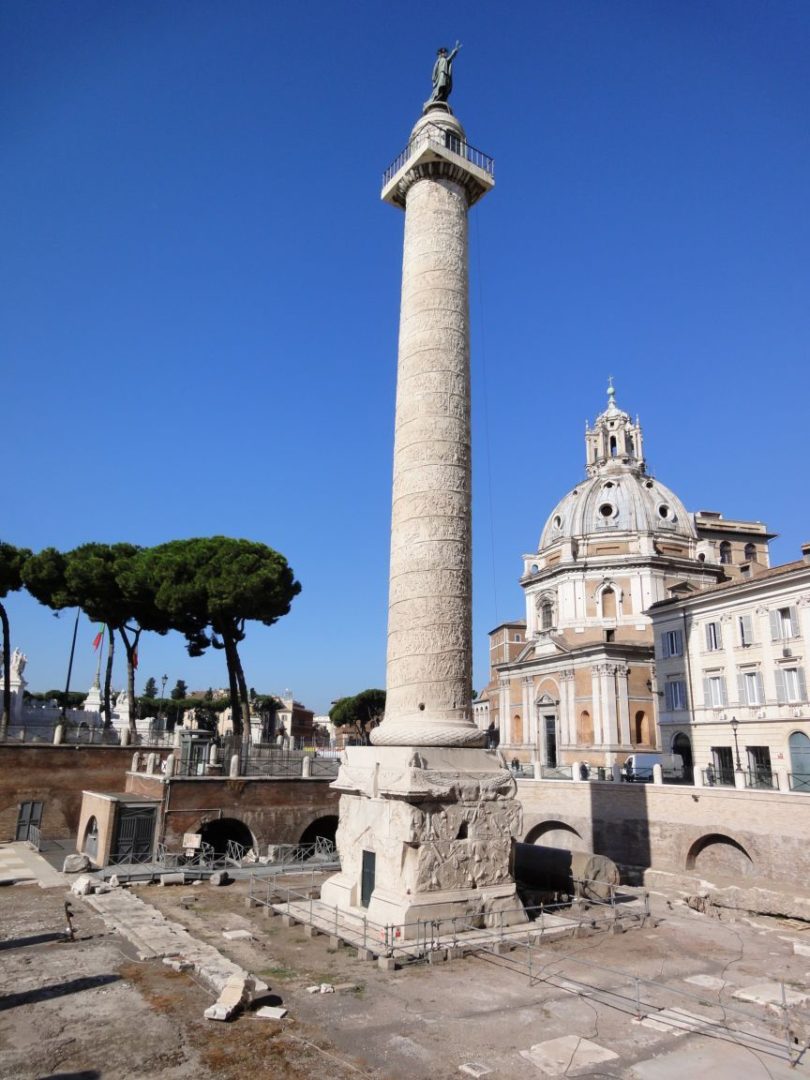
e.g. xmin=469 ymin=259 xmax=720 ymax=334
xmin=518 ymin=778 xmax=810 ymax=885
xmin=125 ymin=773 xmax=339 ymax=848
xmin=0 ymin=745 xmax=139 ymax=841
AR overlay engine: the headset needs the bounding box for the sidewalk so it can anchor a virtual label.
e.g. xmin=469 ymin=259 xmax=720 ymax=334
xmin=0 ymin=842 xmax=67 ymax=888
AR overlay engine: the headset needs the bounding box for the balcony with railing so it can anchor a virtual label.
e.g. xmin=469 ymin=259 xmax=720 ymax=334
xmin=382 ymin=123 xmax=494 ymax=201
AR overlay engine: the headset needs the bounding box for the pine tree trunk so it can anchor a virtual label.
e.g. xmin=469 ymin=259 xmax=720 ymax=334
xmin=119 ymin=627 xmax=140 ymax=738
xmin=222 ymin=634 xmax=243 ymax=756
xmin=234 ymin=658 xmax=252 ymax=748
xmin=103 ymin=626 xmax=115 ymax=728
xmin=0 ymin=602 xmax=10 ymax=741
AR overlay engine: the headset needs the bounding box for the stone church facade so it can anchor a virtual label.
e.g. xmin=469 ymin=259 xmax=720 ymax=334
xmin=479 ymin=383 xmax=771 ymax=769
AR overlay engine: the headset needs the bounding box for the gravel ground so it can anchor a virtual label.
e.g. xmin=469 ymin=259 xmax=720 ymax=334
xmin=2 ymin=876 xmax=810 ymax=1079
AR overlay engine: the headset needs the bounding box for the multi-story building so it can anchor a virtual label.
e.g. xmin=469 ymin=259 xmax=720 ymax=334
xmin=650 ymin=547 xmax=810 ymax=790
xmin=478 ymin=382 xmax=770 ymax=769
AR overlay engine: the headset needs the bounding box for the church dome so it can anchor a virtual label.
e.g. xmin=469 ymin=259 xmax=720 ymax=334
xmin=539 ymin=471 xmax=695 ymax=550
xmin=538 ymin=381 xmax=696 ymax=551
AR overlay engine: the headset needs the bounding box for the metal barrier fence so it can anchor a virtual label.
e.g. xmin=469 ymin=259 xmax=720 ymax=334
xmin=251 ymin=874 xmax=648 ymax=967
xmin=502 ymin=952 xmax=807 ymax=1067
xmin=789 ymin=772 xmax=810 ymax=793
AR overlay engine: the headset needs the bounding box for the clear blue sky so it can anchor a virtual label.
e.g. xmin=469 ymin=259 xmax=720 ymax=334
xmin=3 ymin=1 xmax=808 ymax=712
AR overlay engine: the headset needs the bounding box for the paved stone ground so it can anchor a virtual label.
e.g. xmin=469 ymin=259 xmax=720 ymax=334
xmin=0 ymin=841 xmax=65 ymax=887
xmin=2 ymin=869 xmax=810 ymax=1078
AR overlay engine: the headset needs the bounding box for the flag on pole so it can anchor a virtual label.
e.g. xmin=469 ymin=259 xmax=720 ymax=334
xmin=92 ymin=625 xmax=104 ymax=650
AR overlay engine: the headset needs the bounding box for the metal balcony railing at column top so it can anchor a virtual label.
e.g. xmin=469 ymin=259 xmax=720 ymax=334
xmin=383 ymin=123 xmax=495 ymax=187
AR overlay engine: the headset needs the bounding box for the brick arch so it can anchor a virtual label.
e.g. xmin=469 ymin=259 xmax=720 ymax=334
xmin=524 ymin=819 xmax=584 ymax=850
xmin=685 ymin=833 xmax=754 ymax=877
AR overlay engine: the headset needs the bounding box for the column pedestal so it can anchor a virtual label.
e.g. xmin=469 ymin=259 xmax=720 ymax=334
xmin=320 ymin=745 xmax=526 ymax=936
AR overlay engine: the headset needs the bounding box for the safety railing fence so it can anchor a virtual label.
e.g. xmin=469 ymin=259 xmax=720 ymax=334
xmin=250 ymin=875 xmax=648 ymax=967
xmin=746 ymin=768 xmax=779 ymax=790
xmin=701 ymin=768 xmax=735 ymax=787
xmin=241 ymin=756 xmax=307 ymax=778
xmin=517 ymin=953 xmax=807 ymax=1067
xmin=26 ymin=824 xmax=42 ymax=852
xmin=382 ymin=122 xmax=495 ymax=187
xmin=789 ymin=772 xmax=810 ymax=793
xmin=540 ymin=765 xmax=573 ymax=780
xmin=309 ymin=757 xmax=340 ymax=778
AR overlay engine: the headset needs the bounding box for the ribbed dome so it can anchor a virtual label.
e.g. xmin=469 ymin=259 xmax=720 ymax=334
xmin=539 ymin=469 xmax=695 ymax=551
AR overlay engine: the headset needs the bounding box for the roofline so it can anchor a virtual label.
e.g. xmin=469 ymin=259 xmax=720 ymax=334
xmin=648 ymin=558 xmax=810 ymax=611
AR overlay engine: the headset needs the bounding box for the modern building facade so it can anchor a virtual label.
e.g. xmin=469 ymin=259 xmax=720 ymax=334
xmin=650 ymin=547 xmax=810 ymax=790
xmin=478 ymin=383 xmax=771 ymax=769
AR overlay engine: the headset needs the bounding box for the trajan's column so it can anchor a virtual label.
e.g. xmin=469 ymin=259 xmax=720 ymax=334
xmin=322 ymin=48 xmax=525 ymax=933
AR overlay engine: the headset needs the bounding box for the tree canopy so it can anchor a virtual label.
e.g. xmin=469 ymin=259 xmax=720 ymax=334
xmin=24 ymin=543 xmax=169 ymax=731
xmin=143 ymin=537 xmax=301 ymax=743
xmin=329 ymin=688 xmax=386 ymax=744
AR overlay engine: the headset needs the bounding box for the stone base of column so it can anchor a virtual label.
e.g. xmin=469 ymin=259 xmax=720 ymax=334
xmin=320 ymin=746 xmax=527 ymax=938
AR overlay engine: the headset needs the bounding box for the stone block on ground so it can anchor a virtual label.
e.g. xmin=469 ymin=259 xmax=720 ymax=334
xmin=70 ymin=874 xmax=99 ymax=896
xmin=255 ymin=1005 xmax=288 ymax=1019
xmin=62 ymin=853 xmax=90 ymax=874
xmin=222 ymin=929 xmax=252 ymax=941
xmin=159 ymin=873 xmax=185 ymax=886
xmin=520 ymin=1036 xmax=618 ymax=1074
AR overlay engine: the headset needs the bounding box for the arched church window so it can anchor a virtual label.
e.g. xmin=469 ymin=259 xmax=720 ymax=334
xmin=610 ymin=435 xmax=617 ymax=457
xmin=627 ymin=435 xmax=635 ymax=456
xmin=744 ymin=543 xmax=756 ymax=562
xmin=601 ymin=588 xmax=617 ymax=620
xmin=720 ymin=541 xmax=732 ymax=565
xmin=541 ymin=601 xmax=554 ymax=630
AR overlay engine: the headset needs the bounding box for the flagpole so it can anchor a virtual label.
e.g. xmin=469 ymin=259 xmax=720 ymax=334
xmin=61 ymin=609 xmax=81 ymax=721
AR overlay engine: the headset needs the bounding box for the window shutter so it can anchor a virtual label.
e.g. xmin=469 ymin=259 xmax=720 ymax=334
xmin=737 ymin=672 xmax=746 ymax=706
xmin=705 ymin=624 xmax=712 ymax=650
xmin=703 ymin=677 xmax=712 ymax=707
xmin=789 ymin=606 xmax=799 ymax=638
xmin=740 ymin=614 xmax=752 ymax=645
xmin=664 ymin=683 xmax=672 ymax=711
xmin=755 ymin=671 xmax=764 ymax=705
xmin=774 ymin=667 xmax=786 ymax=704
xmin=674 ymin=629 xmax=683 ymax=656
xmin=719 ymin=678 xmax=727 ymax=707
xmin=661 ymin=633 xmax=670 ymax=659
xmin=798 ymin=667 xmax=808 ymax=702
xmin=716 ymin=623 xmax=723 ymax=649
xmin=770 ymin=610 xmax=782 ymax=641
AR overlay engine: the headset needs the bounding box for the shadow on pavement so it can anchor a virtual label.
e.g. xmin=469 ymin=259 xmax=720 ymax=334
xmin=0 ymin=974 xmax=120 ymax=1012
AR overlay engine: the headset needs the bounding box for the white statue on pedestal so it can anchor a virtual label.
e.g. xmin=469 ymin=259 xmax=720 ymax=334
xmin=8 ymin=649 xmax=27 ymax=724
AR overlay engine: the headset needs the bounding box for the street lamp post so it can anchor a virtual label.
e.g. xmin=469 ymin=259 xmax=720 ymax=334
xmin=159 ymin=674 xmax=168 ymax=729
xmin=730 ymin=716 xmax=743 ymax=773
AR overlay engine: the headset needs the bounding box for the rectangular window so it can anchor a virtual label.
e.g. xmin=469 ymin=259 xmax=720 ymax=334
xmin=779 ymin=666 xmax=808 ymax=703
xmin=704 ymin=675 xmax=727 ymax=708
xmin=771 ymin=606 xmax=799 ymax=641
xmin=738 ymin=614 xmax=753 ymax=646
xmin=661 ymin=629 xmax=683 ymax=658
xmin=740 ymin=670 xmax=764 ymax=706
xmin=665 ymin=681 xmax=687 ymax=710
xmin=705 ymin=622 xmax=722 ymax=651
